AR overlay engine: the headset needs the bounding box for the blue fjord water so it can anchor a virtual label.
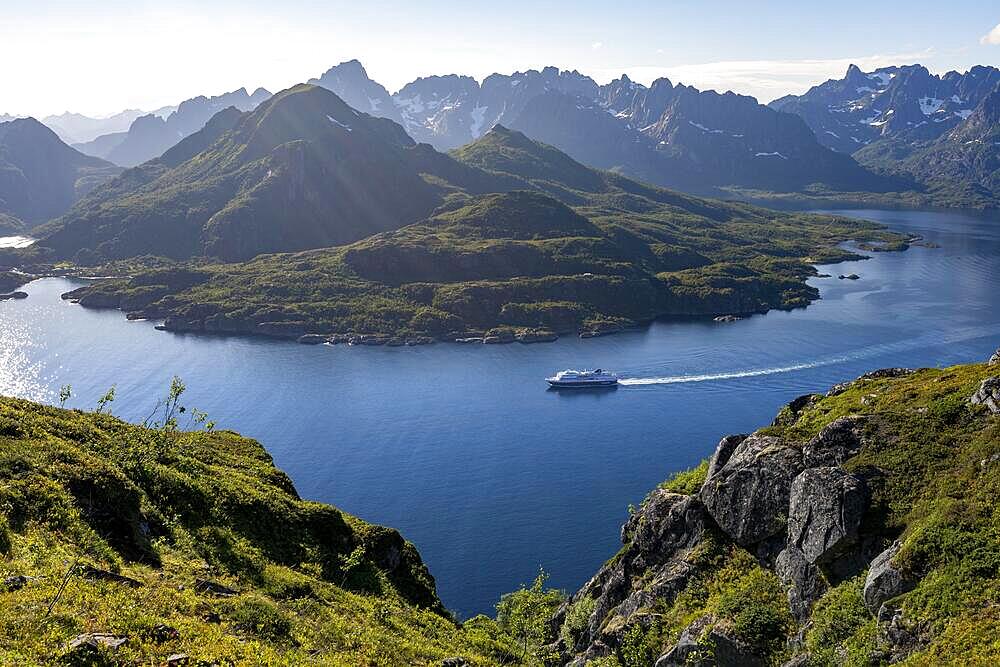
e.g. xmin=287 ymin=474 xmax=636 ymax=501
xmin=1 ymin=209 xmax=999 ymax=618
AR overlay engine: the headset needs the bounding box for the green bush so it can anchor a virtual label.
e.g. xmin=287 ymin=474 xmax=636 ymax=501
xmin=227 ymin=596 xmax=293 ymax=641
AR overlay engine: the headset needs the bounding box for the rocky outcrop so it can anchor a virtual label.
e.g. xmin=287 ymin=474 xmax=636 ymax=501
xmin=775 ymin=546 xmax=827 ymax=621
xmin=863 ymin=542 xmax=917 ymax=614
xmin=555 ymin=491 xmax=710 ymax=660
xmin=556 ymin=366 xmax=947 ymax=665
xmin=655 ymin=615 xmax=763 ymax=667
xmin=970 ymin=377 xmax=1000 ymax=414
xmin=827 ymin=368 xmax=915 ymax=397
xmin=802 ymin=416 xmax=867 ymax=467
xmin=700 ymin=434 xmax=803 ymax=547
xmin=990 ymin=349 xmax=1000 ymax=365
xmin=787 ymin=468 xmax=867 ymax=564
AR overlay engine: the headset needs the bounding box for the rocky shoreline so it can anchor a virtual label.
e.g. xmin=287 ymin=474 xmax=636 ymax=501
xmin=548 ymin=352 xmax=1000 ymax=665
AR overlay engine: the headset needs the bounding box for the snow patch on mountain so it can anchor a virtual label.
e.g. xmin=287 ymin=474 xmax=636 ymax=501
xmin=327 ymin=115 xmax=352 ymax=131
xmin=919 ymin=97 xmax=944 ymax=115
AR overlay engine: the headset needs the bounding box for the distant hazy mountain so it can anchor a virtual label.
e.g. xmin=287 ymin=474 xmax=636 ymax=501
xmin=0 ymin=118 xmax=120 ymax=227
xmin=511 ymin=76 xmax=892 ymax=194
xmin=306 ymin=61 xmax=887 ymax=195
xmin=308 ymin=59 xmax=404 ymax=125
xmin=75 ymin=87 xmax=272 ymax=167
xmin=39 ymin=85 xmax=518 ymax=263
xmin=770 ymin=64 xmax=1000 ymax=154
xmin=395 ymin=66 xmax=599 ymax=150
xmin=42 ymin=109 xmax=145 ymax=145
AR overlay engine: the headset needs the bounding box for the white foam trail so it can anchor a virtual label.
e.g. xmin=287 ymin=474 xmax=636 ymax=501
xmin=619 ymin=321 xmax=1000 ymax=387
xmin=619 ymin=358 xmax=847 ymax=385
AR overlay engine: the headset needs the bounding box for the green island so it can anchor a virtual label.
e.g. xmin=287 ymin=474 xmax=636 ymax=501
xmin=3 ymin=353 xmax=1000 ymax=664
xmin=53 ymin=125 xmax=907 ymax=344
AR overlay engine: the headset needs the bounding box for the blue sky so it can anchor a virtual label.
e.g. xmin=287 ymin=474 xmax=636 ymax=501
xmin=2 ymin=0 xmax=998 ymax=116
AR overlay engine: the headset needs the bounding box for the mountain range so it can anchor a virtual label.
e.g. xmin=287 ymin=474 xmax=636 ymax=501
xmin=0 ymin=117 xmax=120 ymax=230
xmin=23 ymin=59 xmax=999 ymax=208
xmin=772 ymin=64 xmax=1000 ymax=206
xmin=53 ymin=102 xmax=901 ymax=342
xmin=73 ymin=87 xmax=272 ymax=167
xmin=304 ymin=60 xmax=892 ymax=197
xmin=770 ymin=64 xmax=1000 ymax=155
xmin=36 ymin=84 xmax=519 ymax=263
xmin=42 ymin=109 xmax=146 ymax=145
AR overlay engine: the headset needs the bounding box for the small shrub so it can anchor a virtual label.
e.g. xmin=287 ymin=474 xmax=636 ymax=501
xmin=0 ymin=515 xmax=11 ymax=555
xmin=659 ymin=460 xmax=710 ymax=495
xmin=559 ymin=595 xmax=596 ymax=646
xmin=228 ymin=596 xmax=293 ymax=640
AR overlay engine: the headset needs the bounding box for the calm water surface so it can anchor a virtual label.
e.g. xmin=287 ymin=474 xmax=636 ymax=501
xmin=1 ymin=209 xmax=998 ymax=617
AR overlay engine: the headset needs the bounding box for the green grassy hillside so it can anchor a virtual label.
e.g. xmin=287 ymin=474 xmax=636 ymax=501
xmin=0 ymin=389 xmax=530 ymax=665
xmin=59 ymin=128 xmax=906 ymax=342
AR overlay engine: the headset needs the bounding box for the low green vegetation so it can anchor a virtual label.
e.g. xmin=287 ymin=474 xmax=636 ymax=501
xmin=582 ymin=359 xmax=1000 ymax=665
xmin=61 ymin=174 xmax=904 ymax=341
xmin=0 ymin=382 xmax=567 ymax=664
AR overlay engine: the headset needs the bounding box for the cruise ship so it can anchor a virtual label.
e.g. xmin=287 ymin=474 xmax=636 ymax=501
xmin=546 ymin=368 xmax=619 ymax=388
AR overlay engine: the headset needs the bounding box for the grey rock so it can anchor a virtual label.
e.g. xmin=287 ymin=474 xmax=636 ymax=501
xmin=2 ymin=574 xmax=35 ymax=591
xmin=567 ymin=640 xmax=613 ymax=666
xmin=515 ymin=329 xmax=559 ymax=343
xmin=297 ymin=334 xmax=329 ymax=345
xmin=775 ymin=546 xmax=827 ymax=621
xmin=772 ymin=394 xmax=822 ymax=427
xmin=166 ymin=654 xmax=190 ymax=666
xmin=78 ymin=564 xmax=142 ymax=588
xmin=875 ymin=606 xmax=926 ymax=663
xmin=440 ymin=659 xmax=472 ymax=667
xmin=788 ymin=468 xmax=867 ymax=564
xmin=803 ymin=416 xmax=866 ymax=467
xmin=970 ymin=376 xmax=1000 ymax=414
xmin=827 ymin=368 xmax=915 ymax=397
xmin=194 ymin=578 xmax=238 ymax=597
xmin=700 ymin=434 xmax=804 ymax=546
xmin=67 ymin=633 xmax=128 ymax=652
xmin=0 ymin=291 xmax=27 ymax=300
xmin=654 ymin=615 xmax=713 ymax=666
xmin=656 ymin=616 xmax=764 ymax=667
xmin=706 ymin=434 xmax=748 ymax=481
xmin=989 ymin=349 xmax=1000 ymax=365
xmin=560 ymin=492 xmax=709 ymax=657
xmin=863 ymin=542 xmax=917 ymax=614
xmin=780 ymin=655 xmax=811 ymax=667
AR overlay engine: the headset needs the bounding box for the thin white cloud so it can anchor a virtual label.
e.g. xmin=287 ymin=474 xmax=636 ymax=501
xmin=981 ymin=23 xmax=1000 ymax=45
xmin=591 ymin=41 xmax=604 ymax=50
xmin=591 ymin=51 xmax=935 ymax=103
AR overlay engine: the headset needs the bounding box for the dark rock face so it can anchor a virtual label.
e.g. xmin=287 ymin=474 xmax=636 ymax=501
xmin=971 ymin=377 xmax=1000 ymax=414
xmin=700 ymin=434 xmax=803 ymax=546
xmin=863 ymin=542 xmax=917 ymax=614
xmin=775 ymin=546 xmax=827 ymax=621
xmin=706 ymin=434 xmax=748 ymax=479
xmin=802 ymin=416 xmax=867 ymax=467
xmin=772 ymin=394 xmax=822 ymax=427
xmin=557 ymin=491 xmax=709 ymax=656
xmin=874 ymin=607 xmax=927 ymax=663
xmin=787 ymin=468 xmax=867 ymax=564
